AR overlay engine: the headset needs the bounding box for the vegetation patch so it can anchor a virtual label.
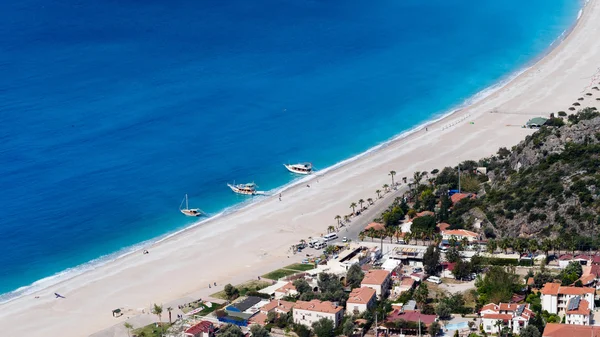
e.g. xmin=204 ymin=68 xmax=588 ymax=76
xmin=284 ymin=263 xmax=316 ymax=272
xmin=261 ymin=269 xmax=297 ymax=281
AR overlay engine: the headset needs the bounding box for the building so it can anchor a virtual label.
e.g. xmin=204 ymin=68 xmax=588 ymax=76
xmin=450 ymin=193 xmax=476 ymax=205
xmin=184 ymin=321 xmax=215 ymax=337
xmin=441 ymin=229 xmax=479 ymax=242
xmin=385 ymin=309 xmax=436 ymax=330
xmin=361 ymin=269 xmax=391 ymax=298
xmin=542 ymin=323 xmax=600 ymax=337
xmin=249 ymin=299 xmax=295 ymax=326
xmin=346 ymin=287 xmax=376 ymax=315
xmin=293 ymin=299 xmax=344 ymax=328
xmin=480 ymin=303 xmax=534 ymax=335
xmin=393 ymin=277 xmax=415 ymax=295
xmin=540 ymin=283 xmax=595 ymax=314
xmin=526 ymin=117 xmax=548 ymax=128
xmin=274 ymin=282 xmax=297 ymax=299
xmin=565 ymin=297 xmax=591 ymax=326
xmin=364 ymin=222 xmax=385 ymax=232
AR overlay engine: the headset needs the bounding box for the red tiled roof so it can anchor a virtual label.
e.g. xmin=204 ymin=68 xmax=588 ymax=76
xmin=480 ymin=303 xmax=499 ymax=313
xmin=365 ymin=222 xmax=385 ymax=232
xmin=441 ymin=262 xmax=456 ymax=271
xmin=543 ymin=323 xmax=600 ymax=337
xmin=442 ymin=229 xmax=478 ymax=238
xmin=295 ymin=300 xmax=343 ymax=314
xmin=591 ymin=256 xmax=600 ymax=265
xmin=361 ymin=269 xmax=390 ymax=286
xmin=347 ymin=287 xmax=376 ymax=305
xmin=248 ymin=312 xmax=268 ymax=326
xmin=540 ymin=282 xmax=594 ymax=295
xmin=566 ymin=299 xmax=590 ymax=316
xmin=275 ymin=282 xmax=296 ymax=293
xmin=540 ymin=283 xmax=561 ymax=295
xmin=386 ymin=309 xmax=436 ymax=324
xmin=527 ymin=277 xmax=535 ymax=286
xmin=415 ymin=211 xmax=434 ymax=218
xmin=437 ymin=223 xmax=451 ymax=231
xmin=260 ymin=299 xmax=295 ymax=313
xmin=499 ymin=303 xmax=519 ymax=312
xmin=558 ymin=254 xmax=573 ymax=261
xmin=401 ymin=278 xmax=415 ymax=287
xmin=579 ymin=274 xmax=596 ymax=285
xmin=482 ymin=313 xmax=513 ymax=321
xmin=450 ymin=193 xmax=476 ymax=204
xmin=185 ymin=321 xmax=214 ymax=335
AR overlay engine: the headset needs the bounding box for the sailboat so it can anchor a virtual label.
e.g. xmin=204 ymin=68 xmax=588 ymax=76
xmin=179 ymin=194 xmax=202 ymax=217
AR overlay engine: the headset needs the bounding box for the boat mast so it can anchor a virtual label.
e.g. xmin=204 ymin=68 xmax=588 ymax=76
xmin=185 ymin=194 xmax=189 ymax=210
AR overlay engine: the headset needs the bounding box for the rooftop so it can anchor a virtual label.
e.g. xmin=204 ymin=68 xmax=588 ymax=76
xmin=364 ymin=222 xmax=385 ymax=232
xmin=347 ymin=287 xmax=376 ymax=304
xmin=275 ymin=282 xmax=296 ymax=294
xmin=566 ymin=298 xmax=590 ymax=316
xmin=361 ymin=269 xmax=391 ymax=286
xmin=260 ymin=299 xmax=295 ymax=313
xmin=441 ymin=229 xmax=478 ymax=238
xmin=295 ymin=299 xmax=344 ymax=314
xmin=540 ymin=283 xmax=594 ymax=296
xmin=437 ymin=223 xmax=451 ymax=231
xmin=543 ymin=323 xmax=600 ymax=337
xmin=185 ymin=321 xmax=214 ymax=335
xmin=482 ymin=313 xmax=513 ymax=321
xmin=386 ymin=309 xmax=436 ymax=325
xmin=450 ymin=193 xmax=476 ymax=204
xmin=230 ymin=296 xmax=264 ymax=312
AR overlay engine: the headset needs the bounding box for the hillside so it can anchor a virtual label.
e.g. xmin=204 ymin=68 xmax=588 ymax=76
xmin=425 ymin=108 xmax=600 ymax=248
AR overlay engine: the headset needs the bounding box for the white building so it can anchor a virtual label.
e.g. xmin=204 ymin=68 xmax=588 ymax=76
xmin=441 ymin=229 xmax=479 ymax=242
xmin=293 ymin=299 xmax=344 ymax=328
xmin=480 ymin=303 xmax=534 ymax=335
xmin=361 ymin=269 xmax=391 ymax=298
xmin=540 ymin=283 xmax=595 ymax=315
xmin=274 ymin=282 xmax=297 ymax=299
xmin=565 ymin=297 xmax=591 ymax=326
xmin=346 ymin=287 xmax=376 ymax=315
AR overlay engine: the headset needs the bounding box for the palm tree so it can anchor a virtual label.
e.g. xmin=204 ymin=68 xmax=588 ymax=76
xmin=389 ymin=170 xmax=397 ymax=187
xmin=327 ymin=225 xmax=335 ymax=234
xmin=404 ymin=232 xmax=412 ymax=245
xmin=413 ymin=171 xmax=424 ymax=186
xmin=167 ymin=307 xmax=173 ymax=324
xmin=541 ymin=238 xmax=553 ymax=257
xmin=152 ymin=303 xmax=163 ymax=335
xmin=499 ymin=238 xmax=509 ymax=254
xmin=487 ymin=239 xmax=497 ymax=254
xmin=358 ymin=199 xmax=365 ymax=211
xmin=350 ymin=202 xmax=357 ymax=215
xmin=433 ymin=234 xmax=442 ymax=247
xmin=383 ymin=184 xmax=389 ymax=192
xmin=367 ymin=197 xmax=374 ymax=205
xmin=335 ymin=215 xmax=341 ymax=226
xmin=367 ymin=228 xmax=377 ymax=242
xmin=124 ymin=322 xmax=133 ymax=337
xmin=386 ymin=226 xmax=395 ymax=243
xmin=395 ymin=228 xmax=403 ymax=243
xmin=358 ymin=232 xmax=366 ymax=242
xmin=461 ymin=237 xmax=469 ymax=250
xmin=376 ymin=189 xmax=382 ymax=199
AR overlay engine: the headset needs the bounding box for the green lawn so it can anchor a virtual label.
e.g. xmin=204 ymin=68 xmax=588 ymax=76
xmin=133 ymin=322 xmax=172 ymax=337
xmin=261 ymin=268 xmax=297 ymax=280
xmin=210 ymin=279 xmax=272 ymax=299
xmin=284 ymin=263 xmax=316 ymax=271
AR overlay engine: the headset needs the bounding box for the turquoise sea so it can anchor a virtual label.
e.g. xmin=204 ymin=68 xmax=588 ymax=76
xmin=0 ymin=0 xmax=581 ymax=300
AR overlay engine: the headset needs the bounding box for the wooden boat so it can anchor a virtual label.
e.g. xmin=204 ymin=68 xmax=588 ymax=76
xmin=179 ymin=194 xmax=202 ymax=217
xmin=227 ymin=182 xmax=258 ymax=195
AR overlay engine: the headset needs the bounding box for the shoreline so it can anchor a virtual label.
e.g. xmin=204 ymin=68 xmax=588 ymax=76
xmin=2 ymin=0 xmax=599 ymax=335
xmin=0 ymin=0 xmax=588 ymax=306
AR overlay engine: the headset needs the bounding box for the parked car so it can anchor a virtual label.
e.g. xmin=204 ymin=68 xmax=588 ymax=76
xmin=342 ymin=237 xmax=348 ymax=242
xmin=412 ymin=267 xmax=423 ymax=273
xmin=427 ymin=276 xmax=442 ymax=284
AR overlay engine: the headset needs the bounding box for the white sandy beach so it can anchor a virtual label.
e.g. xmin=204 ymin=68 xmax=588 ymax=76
xmin=3 ymin=1 xmax=600 ymax=336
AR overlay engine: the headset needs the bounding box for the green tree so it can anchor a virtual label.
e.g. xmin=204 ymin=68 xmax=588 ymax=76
xmin=250 ymin=324 xmax=271 ymax=337
xmin=438 ymin=192 xmax=451 ymax=222
xmin=342 ymin=319 xmax=355 ymax=337
xmin=358 ymin=199 xmax=365 ymax=211
xmin=217 ymin=324 xmax=244 ymax=337
xmin=559 ymin=261 xmax=582 ymax=285
xmin=151 ymin=304 xmax=163 ymax=334
xmin=350 ymin=202 xmax=357 ymax=215
xmin=224 ymin=284 xmax=239 ymax=300
xmin=312 ymin=318 xmax=335 ymax=337
xmin=389 ymin=170 xmax=397 ymax=187
xmin=421 ymin=189 xmax=436 ymax=212
xmin=414 ymin=282 xmax=429 ymax=307
xmin=475 ymin=266 xmax=520 ymax=305
xmin=123 ymin=322 xmax=133 ymax=337
xmin=294 ymin=278 xmax=311 ymax=294
xmin=346 ymin=264 xmax=364 ymax=289
xmin=423 ymin=245 xmax=440 ymax=276
xmin=520 ymin=325 xmax=541 ymax=337
xmin=376 ymin=189 xmax=381 ymax=199
xmin=452 ymin=259 xmax=471 ymax=280
xmin=294 ymin=324 xmax=311 ymax=337
xmin=446 ymin=246 xmax=461 ymax=263
xmin=428 ymin=321 xmax=440 ymax=336
xmin=436 ymin=302 xmax=452 ymax=320
xmin=412 ymin=215 xmax=436 ymax=235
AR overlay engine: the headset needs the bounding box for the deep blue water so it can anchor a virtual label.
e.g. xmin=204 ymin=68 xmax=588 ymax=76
xmin=0 ymin=0 xmax=580 ymax=297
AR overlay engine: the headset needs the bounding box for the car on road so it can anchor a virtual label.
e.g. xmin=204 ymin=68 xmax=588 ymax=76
xmin=412 ymin=267 xmax=423 ymax=273
xmin=342 ymin=237 xmax=348 ymax=242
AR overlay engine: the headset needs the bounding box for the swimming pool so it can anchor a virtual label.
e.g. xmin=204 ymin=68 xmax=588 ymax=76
xmin=445 ymin=321 xmax=469 ymax=331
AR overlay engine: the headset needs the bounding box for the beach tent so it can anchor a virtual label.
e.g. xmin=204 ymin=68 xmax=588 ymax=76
xmin=526 ymin=117 xmax=548 ymax=128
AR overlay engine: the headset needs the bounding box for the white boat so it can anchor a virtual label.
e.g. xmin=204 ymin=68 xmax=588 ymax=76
xmin=227 ymin=182 xmax=258 ymax=195
xmin=284 ymin=162 xmax=313 ymax=175
xmin=179 ymin=194 xmax=202 ymax=217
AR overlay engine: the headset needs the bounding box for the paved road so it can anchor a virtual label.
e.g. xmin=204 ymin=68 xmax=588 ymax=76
xmin=330 ymin=186 xmax=408 ymax=244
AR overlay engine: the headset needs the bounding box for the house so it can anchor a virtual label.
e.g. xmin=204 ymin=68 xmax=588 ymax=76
xmin=274 ymin=282 xmax=297 ymax=299
xmin=249 ymin=299 xmax=295 ymax=326
xmin=450 ymin=193 xmax=476 ymax=205
xmin=184 ymin=321 xmax=215 ymax=337
xmin=385 ymin=308 xmax=436 ymax=330
xmin=558 ymin=254 xmax=574 ymax=268
xmin=441 ymin=229 xmax=479 ymax=242
xmin=293 ymin=299 xmax=344 ymax=328
xmin=565 ymin=297 xmax=591 ymax=325
xmin=441 ymin=262 xmax=456 ymax=279
xmin=436 ymin=223 xmax=451 ymax=232
xmin=361 ymin=269 xmax=391 ymax=298
xmin=393 ymin=277 xmax=415 ymax=295
xmin=542 ymin=323 xmax=600 ymax=337
xmin=346 ymin=287 xmax=376 ymax=315
xmin=540 ymin=283 xmax=595 ymax=314
xmin=480 ymin=303 xmax=534 ymax=335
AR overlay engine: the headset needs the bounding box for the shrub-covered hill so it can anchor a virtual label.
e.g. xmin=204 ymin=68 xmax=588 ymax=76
xmin=440 ymin=109 xmax=600 ymax=246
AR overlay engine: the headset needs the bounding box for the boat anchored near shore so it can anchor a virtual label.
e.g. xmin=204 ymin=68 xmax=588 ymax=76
xmin=227 ymin=182 xmax=259 ymax=195
xmin=284 ymin=162 xmax=313 ymax=175
xmin=179 ymin=194 xmax=203 ymax=217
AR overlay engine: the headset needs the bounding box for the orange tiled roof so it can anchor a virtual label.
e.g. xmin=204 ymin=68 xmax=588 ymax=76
xmin=260 ymin=299 xmax=295 ymax=313
xmin=482 ymin=313 xmax=513 ymax=321
xmin=249 ymin=312 xmax=269 ymax=326
xmin=364 ymin=222 xmax=385 ymax=232
xmin=543 ymin=323 xmax=600 ymax=337
xmin=527 ymin=277 xmax=535 ymax=286
xmin=540 ymin=283 xmax=561 ymax=295
xmin=566 ymin=299 xmax=590 ymax=316
xmin=480 ymin=303 xmax=499 ymax=312
xmin=442 ymin=229 xmax=478 ymax=238
xmin=579 ymin=274 xmax=596 ymax=285
xmin=437 ymin=223 xmax=451 ymax=231
xmin=347 ymin=287 xmax=376 ymax=304
xmin=499 ymin=303 xmax=519 ymax=312
xmin=540 ymin=282 xmax=594 ymax=295
xmin=361 ymin=269 xmax=390 ymax=286
xmin=451 ymin=193 xmax=476 ymax=204
xmin=295 ymin=299 xmax=343 ymax=314
xmin=275 ymin=282 xmax=296 ymax=293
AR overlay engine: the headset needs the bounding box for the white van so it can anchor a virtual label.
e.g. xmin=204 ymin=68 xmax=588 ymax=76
xmin=427 ymin=276 xmax=442 ymax=284
xmin=309 ymin=238 xmax=321 ymax=248
xmin=314 ymin=241 xmax=327 ymax=249
xmin=323 ymin=233 xmax=338 ymax=241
